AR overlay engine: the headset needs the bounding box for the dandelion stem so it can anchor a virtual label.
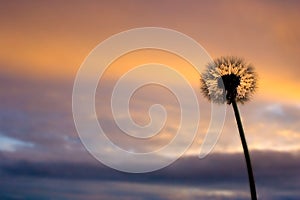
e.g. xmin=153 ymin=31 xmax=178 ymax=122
xmin=232 ymin=100 xmax=257 ymax=200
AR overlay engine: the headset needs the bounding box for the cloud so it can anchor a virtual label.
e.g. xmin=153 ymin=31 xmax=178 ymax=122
xmin=0 ymin=133 xmax=34 ymax=152
xmin=0 ymin=151 xmax=300 ymax=199
xmin=1 ymin=70 xmax=300 ymax=162
xmin=1 ymin=151 xmax=299 ymax=186
xmin=0 ymin=177 xmax=251 ymax=200
xmin=260 ymin=103 xmax=300 ymax=125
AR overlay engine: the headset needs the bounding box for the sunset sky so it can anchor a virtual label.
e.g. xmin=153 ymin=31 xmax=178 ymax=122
xmin=1 ymin=1 xmax=300 ymax=199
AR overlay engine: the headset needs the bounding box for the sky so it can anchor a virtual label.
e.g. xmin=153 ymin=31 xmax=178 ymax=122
xmin=1 ymin=0 xmax=300 ymax=199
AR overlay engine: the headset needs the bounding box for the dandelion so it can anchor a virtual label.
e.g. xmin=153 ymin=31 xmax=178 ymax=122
xmin=201 ymin=56 xmax=257 ymax=104
xmin=201 ymin=56 xmax=258 ymax=200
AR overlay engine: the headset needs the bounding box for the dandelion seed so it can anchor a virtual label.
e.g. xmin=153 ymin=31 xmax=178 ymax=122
xmin=200 ymin=56 xmax=257 ymax=104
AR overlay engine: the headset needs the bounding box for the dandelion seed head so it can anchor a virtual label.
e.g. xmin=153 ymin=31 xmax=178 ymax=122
xmin=200 ymin=56 xmax=257 ymax=104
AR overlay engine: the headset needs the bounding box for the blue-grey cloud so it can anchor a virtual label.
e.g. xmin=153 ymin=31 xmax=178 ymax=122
xmin=0 ymin=151 xmax=300 ymax=200
xmin=1 ymin=151 xmax=299 ymax=186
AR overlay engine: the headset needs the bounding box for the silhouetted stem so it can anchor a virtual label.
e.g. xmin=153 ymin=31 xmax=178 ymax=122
xmin=232 ymin=100 xmax=257 ymax=200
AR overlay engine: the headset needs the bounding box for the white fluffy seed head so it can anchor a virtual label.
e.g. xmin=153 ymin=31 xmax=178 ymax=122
xmin=200 ymin=56 xmax=257 ymax=104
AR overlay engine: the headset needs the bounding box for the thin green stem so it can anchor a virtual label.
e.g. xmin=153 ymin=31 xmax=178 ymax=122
xmin=232 ymin=100 xmax=257 ymax=200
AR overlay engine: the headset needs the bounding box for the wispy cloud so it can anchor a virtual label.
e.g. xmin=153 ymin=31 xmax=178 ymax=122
xmin=0 ymin=133 xmax=33 ymax=152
